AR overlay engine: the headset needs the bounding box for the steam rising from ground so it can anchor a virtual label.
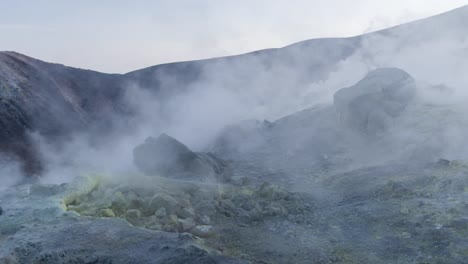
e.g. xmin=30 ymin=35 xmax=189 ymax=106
xmin=0 ymin=155 xmax=23 ymax=190
xmin=11 ymin=9 xmax=468 ymax=187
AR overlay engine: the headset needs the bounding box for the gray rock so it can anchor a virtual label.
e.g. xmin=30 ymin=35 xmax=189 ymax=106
xmin=177 ymin=206 xmax=195 ymax=219
xmin=334 ymin=68 xmax=416 ymax=136
xmin=98 ymin=208 xmax=115 ymax=218
xmin=190 ymin=225 xmax=214 ymax=238
xmin=149 ymin=193 xmax=180 ymax=214
xmin=147 ymin=222 xmax=163 ymax=231
xmin=179 ymin=217 xmax=196 ymax=231
xmin=199 ymin=215 xmax=211 ymax=225
xmin=155 ymin=207 xmax=167 ymax=218
xmin=133 ymin=134 xmax=227 ymax=180
xmin=125 ymin=209 xmax=141 ymax=218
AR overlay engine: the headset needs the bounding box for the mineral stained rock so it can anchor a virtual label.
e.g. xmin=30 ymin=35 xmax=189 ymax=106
xmin=0 ymin=176 xmax=247 ymax=264
xmin=133 ymin=133 xmax=227 ymax=180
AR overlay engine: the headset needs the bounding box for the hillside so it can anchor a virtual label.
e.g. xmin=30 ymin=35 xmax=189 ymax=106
xmin=1 ymin=5 xmax=468 ymax=263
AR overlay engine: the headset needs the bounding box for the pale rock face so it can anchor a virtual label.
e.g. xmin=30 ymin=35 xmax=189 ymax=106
xmin=333 ymin=68 xmax=416 ymax=137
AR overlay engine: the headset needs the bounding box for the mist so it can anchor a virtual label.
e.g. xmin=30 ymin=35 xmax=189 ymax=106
xmin=3 ymin=4 xmax=468 ymax=264
xmin=14 ymin=5 xmax=464 ymax=188
xmin=0 ymin=154 xmax=23 ymax=190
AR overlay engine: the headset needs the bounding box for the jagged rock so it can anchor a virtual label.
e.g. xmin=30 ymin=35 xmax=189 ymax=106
xmin=146 ymin=222 xmax=162 ymax=231
xmin=199 ymin=215 xmax=211 ymax=225
xmin=334 ymin=68 xmax=416 ymax=136
xmin=177 ymin=206 xmax=195 ymax=219
xmin=133 ymin=133 xmax=227 ymax=180
xmin=154 ymin=207 xmax=167 ymax=218
xmin=148 ymin=193 xmax=179 ymax=214
xmin=98 ymin=208 xmax=115 ymax=217
xmin=263 ymin=202 xmax=286 ymax=216
xmin=179 ymin=217 xmax=196 ymax=232
xmin=111 ymin=191 xmax=129 ymax=210
xmin=163 ymin=214 xmax=181 ymax=232
xmin=190 ymin=225 xmax=214 ymax=238
xmin=128 ymin=196 xmax=144 ymax=209
xmin=125 ymin=209 xmax=141 ymax=218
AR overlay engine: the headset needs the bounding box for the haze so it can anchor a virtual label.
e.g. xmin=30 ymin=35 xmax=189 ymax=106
xmin=1 ymin=0 xmax=468 ymax=73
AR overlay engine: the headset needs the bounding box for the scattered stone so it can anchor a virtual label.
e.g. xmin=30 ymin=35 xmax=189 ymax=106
xmin=190 ymin=225 xmax=214 ymax=238
xmin=146 ymin=223 xmax=163 ymax=231
xmin=129 ymin=198 xmax=144 ymax=209
xmin=165 ymin=214 xmax=179 ymax=226
xmin=176 ymin=197 xmax=192 ymax=208
xmin=148 ymin=193 xmax=179 ymax=213
xmin=377 ymin=181 xmax=414 ymax=199
xmin=98 ymin=209 xmax=115 ymax=218
xmin=154 ymin=207 xmax=167 ymax=219
xmin=399 ymin=207 xmax=410 ymax=215
xmin=111 ymin=191 xmax=128 ymax=208
xmin=264 ymin=203 xmax=285 ymax=216
xmin=66 ymin=205 xmax=81 ymax=212
xmin=217 ymin=200 xmax=236 ymax=217
xmin=163 ymin=214 xmax=181 ymax=232
xmin=177 ymin=206 xmax=195 ymax=219
xmin=258 ymin=183 xmax=285 ymax=200
xmin=163 ymin=224 xmax=178 ymax=233
xmin=448 ymin=218 xmax=468 ymax=230
xmin=179 ymin=217 xmax=196 ymax=231
xmin=199 ymin=215 xmax=211 ymax=225
xmin=126 ymin=209 xmax=141 ymax=218
xmin=248 ymin=207 xmax=264 ymax=222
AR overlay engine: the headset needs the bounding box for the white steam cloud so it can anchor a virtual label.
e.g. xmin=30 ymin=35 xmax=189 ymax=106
xmin=10 ymin=6 xmax=468 ymax=187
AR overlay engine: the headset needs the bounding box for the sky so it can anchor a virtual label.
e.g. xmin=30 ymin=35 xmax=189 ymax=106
xmin=1 ymin=0 xmax=468 ymax=73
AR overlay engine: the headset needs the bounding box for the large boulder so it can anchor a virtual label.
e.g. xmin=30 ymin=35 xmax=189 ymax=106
xmin=333 ymin=68 xmax=416 ymax=136
xmin=133 ymin=133 xmax=226 ymax=180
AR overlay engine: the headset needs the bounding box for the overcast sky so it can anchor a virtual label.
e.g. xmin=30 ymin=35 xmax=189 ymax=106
xmin=1 ymin=0 xmax=468 ymax=73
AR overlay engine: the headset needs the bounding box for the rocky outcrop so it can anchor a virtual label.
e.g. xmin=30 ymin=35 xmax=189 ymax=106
xmin=333 ymin=68 xmax=416 ymax=136
xmin=210 ymin=68 xmax=443 ymax=179
xmin=0 ymin=52 xmax=129 ymax=175
xmin=133 ymin=134 xmax=227 ymax=180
